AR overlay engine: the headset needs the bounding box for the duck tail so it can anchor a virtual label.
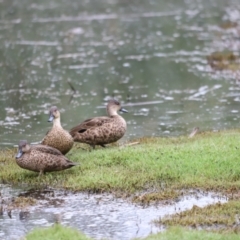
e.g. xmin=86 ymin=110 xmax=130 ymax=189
xmin=72 ymin=162 xmax=81 ymax=166
xmin=67 ymin=160 xmax=80 ymax=166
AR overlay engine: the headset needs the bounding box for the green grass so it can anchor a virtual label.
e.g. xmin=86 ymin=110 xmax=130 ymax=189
xmin=25 ymin=224 xmax=92 ymax=240
xmin=2 ymin=130 xmax=240 ymax=196
xmin=25 ymin=225 xmax=240 ymax=240
xmin=139 ymin=227 xmax=240 ymax=240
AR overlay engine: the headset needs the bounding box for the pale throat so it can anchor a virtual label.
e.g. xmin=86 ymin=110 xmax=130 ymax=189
xmin=53 ymin=117 xmax=62 ymax=128
xmin=108 ymin=109 xmax=118 ymax=116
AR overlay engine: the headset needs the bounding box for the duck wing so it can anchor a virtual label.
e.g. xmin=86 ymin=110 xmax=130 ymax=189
xmin=70 ymin=116 xmax=111 ymax=134
xmin=33 ymin=144 xmax=63 ymax=156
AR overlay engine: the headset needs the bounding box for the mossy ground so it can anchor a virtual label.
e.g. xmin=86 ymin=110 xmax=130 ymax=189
xmin=158 ymin=201 xmax=240 ymax=230
xmin=206 ymin=51 xmax=240 ymax=71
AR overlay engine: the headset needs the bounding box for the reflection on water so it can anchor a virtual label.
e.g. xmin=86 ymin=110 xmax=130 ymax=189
xmin=0 ymin=185 xmax=227 ymax=240
xmin=1 ymin=0 xmax=240 ymax=148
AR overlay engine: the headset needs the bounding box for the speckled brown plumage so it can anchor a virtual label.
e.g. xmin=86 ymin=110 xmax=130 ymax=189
xmin=41 ymin=106 xmax=74 ymax=155
xmin=15 ymin=140 xmax=77 ymax=176
xmin=69 ymin=99 xmax=128 ymax=148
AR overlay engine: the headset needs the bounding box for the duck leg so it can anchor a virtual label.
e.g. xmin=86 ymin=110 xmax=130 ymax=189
xmin=38 ymin=170 xmax=44 ymax=177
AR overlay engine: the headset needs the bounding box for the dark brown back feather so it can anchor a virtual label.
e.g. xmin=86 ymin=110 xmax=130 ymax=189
xmin=33 ymin=145 xmax=63 ymax=156
xmin=70 ymin=116 xmax=111 ymax=135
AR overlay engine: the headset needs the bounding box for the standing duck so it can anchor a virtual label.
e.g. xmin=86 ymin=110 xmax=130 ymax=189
xmin=70 ymin=99 xmax=128 ymax=149
xmin=42 ymin=106 xmax=74 ymax=155
xmin=15 ymin=140 xmax=77 ymax=176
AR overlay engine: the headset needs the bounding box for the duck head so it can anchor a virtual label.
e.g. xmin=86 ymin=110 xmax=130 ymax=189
xmin=16 ymin=140 xmax=30 ymax=158
xmin=107 ymin=99 xmax=128 ymax=116
xmin=48 ymin=106 xmax=60 ymax=122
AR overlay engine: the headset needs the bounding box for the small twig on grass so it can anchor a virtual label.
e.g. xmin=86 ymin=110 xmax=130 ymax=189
xmin=189 ymin=127 xmax=199 ymax=138
xmin=120 ymin=142 xmax=140 ymax=148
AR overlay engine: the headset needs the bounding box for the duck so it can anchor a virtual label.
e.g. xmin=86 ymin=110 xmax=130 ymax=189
xmin=69 ymin=99 xmax=128 ymax=149
xmin=41 ymin=106 xmax=74 ymax=155
xmin=15 ymin=140 xmax=77 ymax=176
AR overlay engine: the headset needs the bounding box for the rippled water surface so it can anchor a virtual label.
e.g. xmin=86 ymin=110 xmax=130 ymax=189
xmin=0 ymin=185 xmax=227 ymax=240
xmin=1 ymin=0 xmax=240 ymax=147
xmin=0 ymin=1 xmax=237 ymax=238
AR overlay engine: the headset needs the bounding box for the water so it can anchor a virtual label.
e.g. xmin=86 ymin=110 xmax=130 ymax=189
xmin=0 ymin=185 xmax=227 ymax=240
xmin=1 ymin=0 xmax=240 ymax=148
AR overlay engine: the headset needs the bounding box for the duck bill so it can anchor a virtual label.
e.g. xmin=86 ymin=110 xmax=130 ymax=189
xmin=120 ymin=108 xmax=128 ymax=113
xmin=16 ymin=149 xmax=23 ymax=159
xmin=48 ymin=114 xmax=54 ymax=122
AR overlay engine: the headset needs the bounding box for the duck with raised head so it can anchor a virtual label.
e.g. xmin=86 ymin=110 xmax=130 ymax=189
xmin=70 ymin=99 xmax=128 ymax=149
xmin=41 ymin=106 xmax=74 ymax=155
xmin=15 ymin=140 xmax=77 ymax=176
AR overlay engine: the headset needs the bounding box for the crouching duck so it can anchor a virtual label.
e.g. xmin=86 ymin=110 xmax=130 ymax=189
xmin=16 ymin=140 xmax=77 ymax=176
xmin=70 ymin=99 xmax=128 ymax=149
xmin=41 ymin=106 xmax=74 ymax=155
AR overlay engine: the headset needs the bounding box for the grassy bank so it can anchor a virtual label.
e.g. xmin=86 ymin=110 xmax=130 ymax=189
xmin=1 ymin=130 xmax=240 ymax=196
xmin=25 ymin=224 xmax=240 ymax=240
xmin=3 ymin=130 xmax=240 ymax=237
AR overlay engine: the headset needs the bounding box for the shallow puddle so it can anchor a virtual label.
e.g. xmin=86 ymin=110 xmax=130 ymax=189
xmin=0 ymin=185 xmax=227 ymax=240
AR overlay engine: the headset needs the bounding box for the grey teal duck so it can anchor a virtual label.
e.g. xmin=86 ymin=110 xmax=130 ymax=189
xmin=70 ymin=99 xmax=128 ymax=149
xmin=41 ymin=106 xmax=74 ymax=155
xmin=16 ymin=140 xmax=77 ymax=176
